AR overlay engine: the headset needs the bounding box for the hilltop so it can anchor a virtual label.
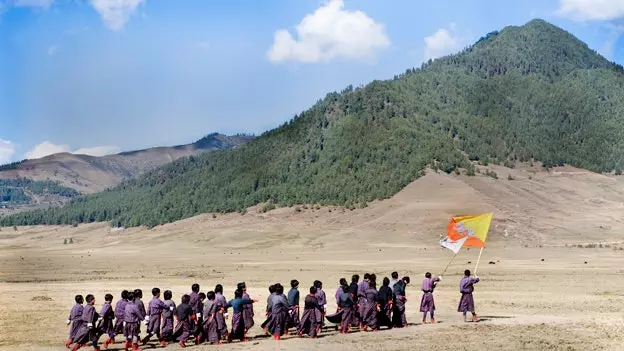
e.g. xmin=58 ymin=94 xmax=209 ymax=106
xmin=2 ymin=19 xmax=624 ymax=228
xmin=0 ymin=133 xmax=252 ymax=214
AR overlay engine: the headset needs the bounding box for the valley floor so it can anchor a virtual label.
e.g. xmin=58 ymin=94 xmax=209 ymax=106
xmin=1 ymin=166 xmax=624 ymax=350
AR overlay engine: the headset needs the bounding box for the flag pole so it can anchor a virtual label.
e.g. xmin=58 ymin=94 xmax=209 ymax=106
xmin=474 ymin=247 xmax=485 ymax=275
xmin=441 ymin=252 xmax=458 ymax=277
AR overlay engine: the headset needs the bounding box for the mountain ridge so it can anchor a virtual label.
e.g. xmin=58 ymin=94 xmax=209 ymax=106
xmin=2 ymin=19 xmax=624 ymax=227
xmin=0 ymin=133 xmax=253 ymax=214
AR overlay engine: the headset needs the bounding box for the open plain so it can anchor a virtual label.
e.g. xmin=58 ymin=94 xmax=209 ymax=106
xmin=2 ymin=165 xmax=624 ymax=350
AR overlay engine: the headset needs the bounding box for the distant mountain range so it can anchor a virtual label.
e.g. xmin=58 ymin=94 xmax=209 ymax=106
xmin=0 ymin=133 xmax=253 ymax=213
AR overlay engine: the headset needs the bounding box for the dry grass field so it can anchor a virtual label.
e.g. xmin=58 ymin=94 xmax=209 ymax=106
xmin=2 ymin=165 xmax=624 ymax=350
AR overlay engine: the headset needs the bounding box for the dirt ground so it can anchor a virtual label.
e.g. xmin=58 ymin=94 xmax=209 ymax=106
xmin=2 ymin=166 xmax=624 ymax=350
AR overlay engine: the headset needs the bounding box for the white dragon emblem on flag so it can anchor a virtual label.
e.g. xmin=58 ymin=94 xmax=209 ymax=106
xmin=454 ymin=222 xmax=475 ymax=239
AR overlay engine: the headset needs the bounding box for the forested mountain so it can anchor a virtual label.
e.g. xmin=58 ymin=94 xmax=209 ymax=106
xmin=2 ymin=19 xmax=624 ymax=227
xmin=0 ymin=133 xmax=252 ymax=212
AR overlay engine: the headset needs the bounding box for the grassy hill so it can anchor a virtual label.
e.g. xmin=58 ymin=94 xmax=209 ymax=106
xmin=2 ymin=19 xmax=624 ymax=228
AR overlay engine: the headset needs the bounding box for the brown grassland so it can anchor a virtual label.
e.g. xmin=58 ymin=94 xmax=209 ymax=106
xmin=2 ymin=164 xmax=624 ymax=350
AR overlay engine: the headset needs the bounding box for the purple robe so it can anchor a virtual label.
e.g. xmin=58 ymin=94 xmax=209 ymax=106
xmin=229 ymin=312 xmax=245 ymax=341
xmin=362 ymin=288 xmax=378 ymax=329
xmin=73 ymin=304 xmax=98 ymax=345
xmin=161 ymin=300 xmax=176 ymax=340
xmin=298 ymin=295 xmax=322 ymax=338
xmin=420 ymin=277 xmax=441 ymax=312
xmin=269 ymin=294 xmax=289 ymax=336
xmin=124 ymin=301 xmax=142 ymax=339
xmin=67 ymin=303 xmax=84 ymax=340
xmin=113 ymin=299 xmax=127 ymax=337
xmin=202 ymin=300 xmax=219 ymax=343
xmin=356 ymin=281 xmax=368 ymax=325
xmin=135 ymin=299 xmax=146 ymax=335
xmin=146 ymin=296 xmax=166 ymax=338
xmin=287 ymin=305 xmax=300 ymax=330
xmin=173 ymin=317 xmax=191 ymax=342
xmin=314 ymin=288 xmax=327 ymax=327
xmin=242 ymin=291 xmax=254 ymax=330
xmin=214 ymin=293 xmax=228 ymax=338
xmin=458 ymin=277 xmax=479 ymax=312
xmin=334 ymin=287 xmax=342 ymax=306
xmin=97 ymin=302 xmax=115 ymax=339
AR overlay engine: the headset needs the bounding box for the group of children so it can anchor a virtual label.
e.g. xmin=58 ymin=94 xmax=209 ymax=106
xmin=64 ymin=270 xmax=480 ymax=350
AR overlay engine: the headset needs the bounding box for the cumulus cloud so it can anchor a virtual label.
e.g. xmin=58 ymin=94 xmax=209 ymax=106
xmin=267 ymin=0 xmax=389 ymax=63
xmin=25 ymin=142 xmax=70 ymax=159
xmin=14 ymin=0 xmax=54 ymax=8
xmin=0 ymin=140 xmax=16 ymax=164
xmin=89 ymin=0 xmax=145 ymax=31
xmin=73 ymin=145 xmax=120 ymax=156
xmin=424 ymin=27 xmax=461 ymax=61
xmin=557 ymin=0 xmax=624 ymax=21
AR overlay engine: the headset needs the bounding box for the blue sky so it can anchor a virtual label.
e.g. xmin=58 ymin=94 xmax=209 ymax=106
xmin=1 ymin=0 xmax=623 ymax=163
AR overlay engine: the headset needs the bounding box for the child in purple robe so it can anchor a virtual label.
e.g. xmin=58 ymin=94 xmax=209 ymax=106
xmin=337 ymin=285 xmax=355 ymax=333
xmin=161 ymin=290 xmax=176 ymax=343
xmin=298 ymin=286 xmax=322 ymax=338
xmin=214 ymin=284 xmax=229 ymax=341
xmin=335 ymin=278 xmax=347 ymax=307
xmin=133 ymin=289 xmax=147 ymax=338
xmin=237 ymin=282 xmax=255 ymax=333
xmin=362 ymin=281 xmax=379 ymax=331
xmin=97 ymin=294 xmax=115 ymax=349
xmin=458 ymin=269 xmax=480 ymax=322
xmin=202 ymin=291 xmax=221 ymax=344
xmin=188 ymin=283 xmax=202 ymax=343
xmin=376 ymin=277 xmax=393 ymax=329
xmin=196 ymin=292 xmax=206 ymax=343
xmin=65 ymin=294 xmax=84 ymax=349
xmin=112 ymin=290 xmax=128 ymax=344
xmin=420 ymin=272 xmax=441 ymax=324
xmin=142 ymin=288 xmax=168 ymax=346
xmin=286 ymin=280 xmax=300 ymax=332
xmin=123 ymin=292 xmax=142 ymax=351
xmin=71 ymin=294 xmax=99 ymax=351
xmin=173 ymin=294 xmax=194 ymax=348
xmin=313 ymin=281 xmax=326 ymax=328
xmin=225 ymin=289 xmax=258 ymax=342
xmin=357 ymin=273 xmax=370 ymax=329
xmin=392 ymin=276 xmax=410 ymax=328
xmin=262 ymin=284 xmax=276 ymax=335
xmin=269 ymin=284 xmax=290 ymax=340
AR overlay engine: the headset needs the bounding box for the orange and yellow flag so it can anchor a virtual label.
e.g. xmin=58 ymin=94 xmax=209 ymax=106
xmin=447 ymin=213 xmax=493 ymax=248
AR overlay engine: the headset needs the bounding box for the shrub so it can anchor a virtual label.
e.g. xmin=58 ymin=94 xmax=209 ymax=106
xmin=260 ymin=201 xmax=276 ymax=213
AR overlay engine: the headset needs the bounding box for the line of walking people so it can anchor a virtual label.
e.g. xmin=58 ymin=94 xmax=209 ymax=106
xmin=64 ymin=270 xmax=480 ymax=350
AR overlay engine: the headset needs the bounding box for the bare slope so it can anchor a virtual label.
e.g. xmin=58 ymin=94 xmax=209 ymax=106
xmin=0 ymin=134 xmax=252 ymax=194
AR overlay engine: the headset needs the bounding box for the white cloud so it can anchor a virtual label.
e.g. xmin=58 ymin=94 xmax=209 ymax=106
xmin=89 ymin=0 xmax=145 ymax=31
xmin=14 ymin=0 xmax=53 ymax=8
xmin=267 ymin=0 xmax=389 ymax=63
xmin=424 ymin=27 xmax=461 ymax=61
xmin=73 ymin=145 xmax=120 ymax=156
xmin=25 ymin=142 xmax=70 ymax=159
xmin=47 ymin=44 xmax=58 ymax=56
xmin=557 ymin=0 xmax=624 ymax=21
xmin=25 ymin=142 xmax=121 ymax=159
xmin=0 ymin=140 xmax=16 ymax=164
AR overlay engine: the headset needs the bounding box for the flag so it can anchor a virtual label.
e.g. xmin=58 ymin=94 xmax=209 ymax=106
xmin=446 ymin=213 xmax=493 ymax=248
xmin=440 ymin=235 xmax=468 ymax=254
